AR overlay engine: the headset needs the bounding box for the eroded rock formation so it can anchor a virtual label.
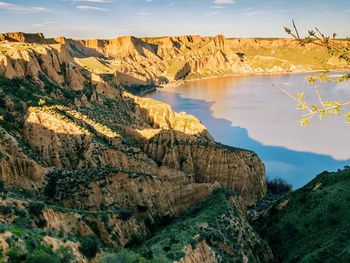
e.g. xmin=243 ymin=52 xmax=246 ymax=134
xmin=1 ymin=32 xmax=348 ymax=90
xmin=0 ymin=32 xmax=282 ymax=262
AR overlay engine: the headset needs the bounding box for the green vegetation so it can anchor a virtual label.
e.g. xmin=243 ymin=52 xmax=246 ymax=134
xmin=27 ymin=251 xmax=60 ymax=263
xmin=79 ymin=235 xmax=99 ymax=259
xmin=95 ymin=188 xmax=269 ymax=263
xmin=0 ymin=180 xmax=4 ymax=193
xmin=255 ymin=167 xmax=350 ymax=263
xmin=75 ymin=57 xmax=113 ymax=74
xmin=266 ymin=177 xmax=292 ymax=195
xmin=28 ymin=202 xmax=46 ymax=216
xmin=245 ymin=46 xmax=331 ymax=70
xmin=56 ymin=246 xmax=76 ymax=263
xmin=99 ymin=250 xmax=147 ymax=263
xmin=278 ymin=23 xmax=350 ymax=125
xmin=1 ymin=222 xmax=76 ymax=263
xmin=166 ymin=61 xmax=187 ymax=75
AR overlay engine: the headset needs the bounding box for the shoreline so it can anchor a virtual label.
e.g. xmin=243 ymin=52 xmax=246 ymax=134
xmin=146 ymin=71 xmax=350 ymax=188
xmin=154 ymin=68 xmax=350 ymax=91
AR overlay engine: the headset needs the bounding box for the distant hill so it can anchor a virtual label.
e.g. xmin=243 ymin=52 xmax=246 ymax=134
xmin=1 ymin=32 xmax=349 ymax=95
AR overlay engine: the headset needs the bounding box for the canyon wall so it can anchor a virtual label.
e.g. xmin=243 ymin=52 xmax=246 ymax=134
xmin=1 ymin=32 xmax=348 ymax=90
xmin=0 ymin=32 xmax=273 ymax=262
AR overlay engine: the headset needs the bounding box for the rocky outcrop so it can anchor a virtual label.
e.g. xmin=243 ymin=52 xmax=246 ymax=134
xmin=177 ymin=241 xmax=217 ymax=263
xmin=0 ymin=32 xmax=274 ymax=262
xmin=123 ymin=189 xmax=274 ymax=263
xmin=0 ymin=41 xmax=86 ymax=89
xmin=0 ymin=32 xmax=48 ymax=44
xmin=41 ymin=206 xmax=150 ymax=248
xmin=167 ymin=61 xmax=191 ymax=81
xmin=140 ymin=130 xmax=266 ymax=205
xmin=43 ymin=236 xmax=87 ymax=263
xmin=0 ymin=127 xmax=46 ymax=188
xmin=1 ymin=32 xmax=347 ymax=89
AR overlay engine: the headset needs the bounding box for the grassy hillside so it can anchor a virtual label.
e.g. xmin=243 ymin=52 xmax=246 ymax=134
xmin=255 ymin=167 xmax=350 ymax=263
xmin=0 ymin=186 xmax=271 ymax=263
xmin=99 ymin=188 xmax=271 ymax=263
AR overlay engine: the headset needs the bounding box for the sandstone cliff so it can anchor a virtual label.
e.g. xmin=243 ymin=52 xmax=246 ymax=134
xmin=0 ymin=32 xmax=272 ymax=262
xmin=1 ymin=32 xmax=348 ymax=91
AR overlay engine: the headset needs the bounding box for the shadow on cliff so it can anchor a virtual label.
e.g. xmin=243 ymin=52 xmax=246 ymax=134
xmin=1 ymin=40 xmax=151 ymax=88
xmin=146 ymin=90 xmax=350 ymax=189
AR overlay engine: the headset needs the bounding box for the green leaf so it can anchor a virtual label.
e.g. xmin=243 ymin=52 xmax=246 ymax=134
xmin=306 ymin=76 xmax=316 ymax=84
xmin=300 ymin=118 xmax=310 ymax=126
xmin=297 ymin=92 xmax=304 ymax=101
xmin=345 ymin=112 xmax=350 ymax=123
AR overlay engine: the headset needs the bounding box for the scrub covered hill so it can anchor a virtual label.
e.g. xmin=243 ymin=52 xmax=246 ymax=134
xmin=0 ymin=31 xmax=349 ymax=263
xmin=255 ymin=167 xmax=350 ymax=263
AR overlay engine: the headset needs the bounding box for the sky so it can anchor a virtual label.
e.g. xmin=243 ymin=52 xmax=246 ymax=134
xmin=0 ymin=0 xmax=349 ymax=39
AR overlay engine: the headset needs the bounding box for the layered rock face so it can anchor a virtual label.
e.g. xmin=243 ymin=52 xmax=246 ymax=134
xmin=74 ymin=34 xmax=349 ymax=86
xmin=1 ymin=32 xmax=348 ymax=90
xmin=0 ymin=32 xmax=48 ymax=44
xmin=0 ymin=126 xmax=46 ymax=188
xmin=0 ymin=32 xmax=272 ymax=262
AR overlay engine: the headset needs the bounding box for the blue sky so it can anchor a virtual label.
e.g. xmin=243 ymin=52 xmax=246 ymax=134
xmin=0 ymin=0 xmax=349 ymax=39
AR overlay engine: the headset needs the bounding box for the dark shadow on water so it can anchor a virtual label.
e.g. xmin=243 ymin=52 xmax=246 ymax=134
xmin=147 ymin=90 xmax=350 ymax=189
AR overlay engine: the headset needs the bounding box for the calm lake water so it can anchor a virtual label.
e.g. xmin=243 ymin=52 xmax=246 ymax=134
xmin=146 ymin=73 xmax=350 ymax=188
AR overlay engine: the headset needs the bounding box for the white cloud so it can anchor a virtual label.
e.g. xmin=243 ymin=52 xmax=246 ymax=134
xmin=31 ymin=21 xmax=57 ymax=27
xmin=31 ymin=24 xmax=45 ymax=27
xmin=76 ymin=5 xmax=109 ymax=11
xmin=210 ymin=5 xmax=224 ymax=9
xmin=0 ymin=1 xmax=50 ymax=13
xmin=213 ymin=0 xmax=235 ymax=4
xmin=137 ymin=11 xmax=152 ymax=16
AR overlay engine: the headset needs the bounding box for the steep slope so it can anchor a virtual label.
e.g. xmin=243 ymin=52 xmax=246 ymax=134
xmin=1 ymin=32 xmax=348 ymax=94
xmin=0 ymin=187 xmax=273 ymax=263
xmin=109 ymin=189 xmax=273 ymax=263
xmin=254 ymin=168 xmax=350 ymax=263
xmin=0 ymin=32 xmax=270 ymax=262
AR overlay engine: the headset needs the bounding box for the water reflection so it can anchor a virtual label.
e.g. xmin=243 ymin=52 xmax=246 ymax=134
xmin=146 ymin=73 xmax=350 ymax=188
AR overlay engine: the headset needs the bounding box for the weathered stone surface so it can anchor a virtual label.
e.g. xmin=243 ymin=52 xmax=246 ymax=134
xmin=0 ymin=127 xmax=46 ymax=188
xmin=1 ymin=33 xmax=348 ymax=88
xmin=0 ymin=32 xmax=276 ymax=262
xmin=177 ymin=241 xmax=218 ymax=263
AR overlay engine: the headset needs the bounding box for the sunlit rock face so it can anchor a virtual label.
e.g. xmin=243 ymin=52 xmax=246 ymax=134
xmin=0 ymin=32 xmax=286 ymax=262
xmin=1 ymin=32 xmax=348 ymax=89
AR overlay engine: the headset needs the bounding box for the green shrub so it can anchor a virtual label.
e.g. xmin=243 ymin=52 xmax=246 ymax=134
xmin=7 ymin=247 xmax=27 ymax=262
xmin=28 ymin=202 xmax=46 ymax=216
xmin=0 ymin=180 xmax=4 ymax=193
xmin=0 ymin=224 xmax=6 ymax=233
xmin=79 ymin=235 xmax=99 ymax=259
xmin=27 ymin=251 xmax=60 ymax=263
xmin=57 ymin=246 xmax=77 ymax=263
xmin=0 ymin=205 xmax=13 ymax=215
xmin=99 ymin=251 xmax=146 ymax=263
xmin=266 ymin=177 xmax=292 ymax=195
xmin=257 ymin=169 xmax=350 ymax=263
xmin=5 ymin=236 xmax=13 ymax=246
xmin=118 ymin=209 xmax=132 ymax=221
